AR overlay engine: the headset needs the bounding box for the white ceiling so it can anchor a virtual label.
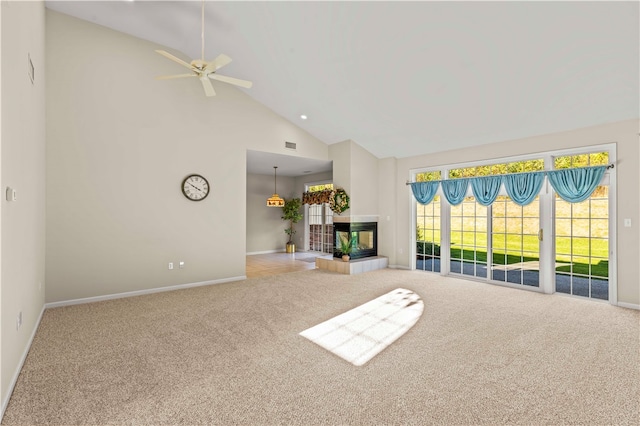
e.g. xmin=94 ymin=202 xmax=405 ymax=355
xmin=45 ymin=0 xmax=639 ymax=170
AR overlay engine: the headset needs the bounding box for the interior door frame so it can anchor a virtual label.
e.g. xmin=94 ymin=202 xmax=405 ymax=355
xmin=303 ymin=180 xmax=333 ymax=254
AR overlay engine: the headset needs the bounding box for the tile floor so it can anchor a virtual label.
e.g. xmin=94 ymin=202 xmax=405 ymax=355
xmin=246 ymin=252 xmax=332 ymax=278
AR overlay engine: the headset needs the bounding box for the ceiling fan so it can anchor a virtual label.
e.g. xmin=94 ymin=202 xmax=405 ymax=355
xmin=155 ymin=0 xmax=252 ymax=97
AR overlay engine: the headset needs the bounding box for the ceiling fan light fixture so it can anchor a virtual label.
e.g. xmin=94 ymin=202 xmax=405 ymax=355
xmin=267 ymin=166 xmax=285 ymax=207
xmin=154 ymin=0 xmax=252 ymax=97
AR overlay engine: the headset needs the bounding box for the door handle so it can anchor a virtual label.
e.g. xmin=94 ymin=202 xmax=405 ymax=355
xmin=538 ymin=229 xmax=543 ymax=241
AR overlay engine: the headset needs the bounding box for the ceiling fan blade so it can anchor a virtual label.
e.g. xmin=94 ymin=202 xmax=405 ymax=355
xmin=156 ymin=73 xmax=197 ymax=80
xmin=208 ymin=73 xmax=253 ymax=89
xmin=155 ymin=50 xmax=195 ymax=70
xmin=205 ymin=54 xmax=232 ymax=72
xmin=200 ymin=76 xmax=216 ymax=97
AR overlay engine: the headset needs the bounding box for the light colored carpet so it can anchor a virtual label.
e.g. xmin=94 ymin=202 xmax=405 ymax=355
xmin=2 ymin=269 xmax=639 ymax=425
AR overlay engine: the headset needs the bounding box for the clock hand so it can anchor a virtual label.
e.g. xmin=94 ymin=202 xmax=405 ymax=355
xmin=188 ymin=182 xmax=202 ymax=192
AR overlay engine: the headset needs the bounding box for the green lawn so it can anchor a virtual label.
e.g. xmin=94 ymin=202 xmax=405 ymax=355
xmin=417 ymin=195 xmax=610 ymax=279
xmin=418 ymin=230 xmax=609 ymax=278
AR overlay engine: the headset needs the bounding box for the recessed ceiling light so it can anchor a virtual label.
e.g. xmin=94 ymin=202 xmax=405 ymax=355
xmin=300 ymin=114 xmax=308 ymax=120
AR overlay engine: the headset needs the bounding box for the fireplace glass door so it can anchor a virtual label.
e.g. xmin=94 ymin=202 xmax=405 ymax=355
xmin=334 ymin=222 xmax=377 ymax=259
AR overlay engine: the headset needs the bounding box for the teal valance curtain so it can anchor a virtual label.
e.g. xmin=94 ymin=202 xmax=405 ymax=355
xmin=547 ymin=165 xmax=606 ymax=203
xmin=503 ymin=173 xmax=545 ymax=206
xmin=409 ymin=165 xmax=608 ymax=207
xmin=441 ymin=178 xmax=469 ymax=206
xmin=410 ymin=181 xmax=439 ymax=205
xmin=471 ymin=175 xmax=503 ymax=206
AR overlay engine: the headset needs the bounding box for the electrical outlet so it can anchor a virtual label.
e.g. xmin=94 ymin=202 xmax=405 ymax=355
xmin=6 ymin=187 xmax=17 ymax=202
xmin=179 ymin=261 xmax=185 ymax=269
xmin=168 ymin=262 xmax=174 ymax=270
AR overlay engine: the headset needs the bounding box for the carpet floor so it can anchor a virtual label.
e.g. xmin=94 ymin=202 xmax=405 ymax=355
xmin=2 ymin=269 xmax=639 ymax=425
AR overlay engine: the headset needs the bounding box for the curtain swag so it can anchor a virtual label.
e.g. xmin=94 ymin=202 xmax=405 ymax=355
xmin=409 ymin=164 xmax=610 ymax=206
xmin=504 ymin=173 xmax=545 ymax=206
xmin=441 ymin=178 xmax=469 ymax=206
xmin=471 ymin=175 xmax=503 ymax=206
xmin=410 ymin=180 xmax=439 ymax=205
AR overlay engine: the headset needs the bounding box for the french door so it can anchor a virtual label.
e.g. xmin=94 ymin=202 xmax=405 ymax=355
xmin=444 ymin=194 xmax=541 ymax=288
xmin=490 ymin=196 xmax=541 ymax=287
xmin=414 ymin=148 xmax=612 ymax=301
xmin=308 ymin=203 xmax=333 ymax=254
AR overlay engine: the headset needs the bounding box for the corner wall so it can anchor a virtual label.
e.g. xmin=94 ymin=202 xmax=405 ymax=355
xmin=329 ymin=140 xmax=378 ymax=219
xmin=1 ymin=0 xmax=46 ymax=416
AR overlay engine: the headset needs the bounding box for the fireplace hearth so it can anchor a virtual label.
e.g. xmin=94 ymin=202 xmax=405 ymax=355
xmin=334 ymin=222 xmax=377 ymax=260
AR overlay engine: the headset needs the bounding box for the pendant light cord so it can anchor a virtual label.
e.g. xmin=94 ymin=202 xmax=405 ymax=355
xmin=274 ymin=166 xmax=278 ymax=193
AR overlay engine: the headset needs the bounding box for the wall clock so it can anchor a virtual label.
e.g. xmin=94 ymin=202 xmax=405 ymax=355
xmin=181 ymin=174 xmax=210 ymax=201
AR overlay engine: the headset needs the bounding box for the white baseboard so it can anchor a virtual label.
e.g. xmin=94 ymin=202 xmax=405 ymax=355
xmin=617 ymin=301 xmax=640 ymax=311
xmin=1 ymin=305 xmax=46 ymax=423
xmin=246 ymin=249 xmax=284 ymax=255
xmin=388 ymin=265 xmax=411 ymax=270
xmin=246 ymin=250 xmax=313 ymax=256
xmin=45 ymin=276 xmax=246 ymax=309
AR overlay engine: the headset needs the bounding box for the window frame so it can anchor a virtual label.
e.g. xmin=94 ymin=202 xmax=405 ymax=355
xmin=409 ymin=143 xmax=617 ymax=304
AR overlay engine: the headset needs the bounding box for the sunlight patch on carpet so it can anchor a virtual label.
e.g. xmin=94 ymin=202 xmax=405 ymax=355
xmin=299 ymin=288 xmax=423 ymax=366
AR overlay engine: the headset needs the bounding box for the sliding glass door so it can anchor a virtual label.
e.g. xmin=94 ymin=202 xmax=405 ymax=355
xmin=413 ymin=148 xmax=612 ymax=302
xmin=491 ymin=196 xmax=540 ymax=287
xmin=554 ymin=153 xmax=610 ymax=300
xmin=450 ymin=198 xmax=488 ymax=278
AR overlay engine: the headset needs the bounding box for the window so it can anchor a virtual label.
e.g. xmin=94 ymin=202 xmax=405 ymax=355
xmin=450 ymin=197 xmax=487 ymax=278
xmin=416 ymin=171 xmax=441 ymax=272
xmin=306 ymin=183 xmax=334 ymax=254
xmin=412 ymin=148 xmax=613 ymax=302
xmin=554 ymin=153 xmax=609 ymax=299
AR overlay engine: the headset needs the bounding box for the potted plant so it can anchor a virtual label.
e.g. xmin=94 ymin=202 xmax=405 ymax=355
xmin=282 ymin=198 xmax=303 ymax=253
xmin=339 ymin=234 xmax=354 ymax=262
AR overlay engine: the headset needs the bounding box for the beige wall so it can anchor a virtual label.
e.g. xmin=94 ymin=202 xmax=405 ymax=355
xmin=349 ymin=141 xmax=379 ymax=217
xmin=389 ymin=119 xmax=640 ymax=305
xmin=329 ymin=140 xmax=378 ymax=219
xmin=44 ymin=10 xmax=329 ymax=303
xmin=377 ymin=158 xmax=398 ymax=265
xmin=1 ymin=0 xmax=46 ymax=414
xmin=246 ymin=173 xmax=296 ymax=254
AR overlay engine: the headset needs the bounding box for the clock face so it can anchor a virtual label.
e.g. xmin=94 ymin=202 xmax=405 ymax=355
xmin=182 ymin=174 xmax=210 ymax=201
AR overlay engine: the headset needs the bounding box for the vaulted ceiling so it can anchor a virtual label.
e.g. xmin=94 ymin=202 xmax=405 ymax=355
xmin=45 ymin=1 xmax=639 ymax=160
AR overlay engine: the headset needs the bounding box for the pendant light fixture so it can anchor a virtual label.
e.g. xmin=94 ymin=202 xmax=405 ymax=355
xmin=267 ymin=166 xmax=285 ymax=207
